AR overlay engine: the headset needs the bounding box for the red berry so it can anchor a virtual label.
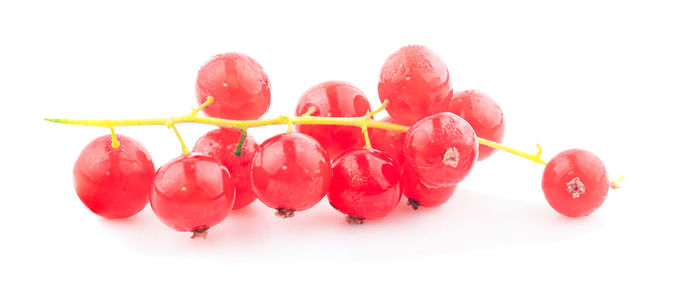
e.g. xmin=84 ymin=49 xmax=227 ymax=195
xmin=542 ymin=149 xmax=609 ymax=217
xmin=193 ymin=128 xmax=259 ymax=210
xmin=449 ymin=90 xmax=505 ymax=161
xmin=401 ymin=166 xmax=456 ymax=209
xmin=250 ymin=132 xmax=331 ymax=217
xmin=327 ymin=149 xmax=401 ymax=223
xmin=73 ymin=135 xmax=155 ymax=219
xmin=378 ymin=45 xmax=453 ymax=124
xmin=368 ymin=116 xmax=407 ymax=165
xmin=150 ymin=153 xmax=235 ymax=235
xmin=195 ymin=53 xmax=271 ymax=120
xmin=295 ymin=81 xmax=372 ymax=159
xmin=404 ymin=112 xmax=479 ymax=188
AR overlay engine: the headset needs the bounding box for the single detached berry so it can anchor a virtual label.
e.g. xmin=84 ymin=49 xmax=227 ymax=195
xmin=73 ymin=135 xmax=155 ymax=219
xmin=541 ymin=149 xmax=609 ymax=217
xmin=327 ymin=149 xmax=401 ymax=223
xmin=193 ymin=128 xmax=259 ymax=210
xmin=449 ymin=90 xmax=505 ymax=161
xmin=295 ymin=81 xmax=372 ymax=159
xmin=401 ymin=165 xmax=456 ymax=210
xmin=378 ymin=45 xmax=453 ymax=124
xmin=404 ymin=112 xmax=479 ymax=188
xmin=150 ymin=153 xmax=235 ymax=237
xmin=196 ymin=53 xmax=271 ymax=120
xmin=368 ymin=116 xmax=408 ymax=165
xmin=250 ymin=132 xmax=332 ymax=217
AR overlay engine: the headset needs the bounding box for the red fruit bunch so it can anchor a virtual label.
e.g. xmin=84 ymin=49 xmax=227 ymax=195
xmin=61 ymin=45 xmax=617 ymax=238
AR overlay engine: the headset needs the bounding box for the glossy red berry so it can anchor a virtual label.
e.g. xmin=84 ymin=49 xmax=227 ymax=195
xmin=378 ymin=45 xmax=453 ymax=124
xmin=195 ymin=53 xmax=271 ymax=120
xmin=150 ymin=153 xmax=235 ymax=236
xmin=404 ymin=112 xmax=479 ymax=188
xmin=449 ymin=90 xmax=505 ymax=161
xmin=542 ymin=149 xmax=609 ymax=217
xmin=73 ymin=135 xmax=155 ymax=219
xmin=401 ymin=166 xmax=456 ymax=209
xmin=193 ymin=128 xmax=259 ymax=210
xmin=250 ymin=132 xmax=331 ymax=217
xmin=327 ymin=149 xmax=401 ymax=223
xmin=368 ymin=116 xmax=408 ymax=165
xmin=295 ymin=81 xmax=372 ymax=159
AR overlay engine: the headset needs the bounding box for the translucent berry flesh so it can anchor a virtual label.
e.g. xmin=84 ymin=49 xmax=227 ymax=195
xmin=295 ymin=81 xmax=371 ymax=159
xmin=150 ymin=153 xmax=235 ymax=233
xmin=193 ymin=128 xmax=259 ymax=210
xmin=403 ymin=112 xmax=479 ymax=188
xmin=378 ymin=45 xmax=453 ymax=124
xmin=449 ymin=90 xmax=505 ymax=161
xmin=541 ymin=149 xmax=609 ymax=217
xmin=73 ymin=135 xmax=155 ymax=219
xmin=196 ymin=53 xmax=271 ymax=120
xmin=368 ymin=116 xmax=408 ymax=165
xmin=250 ymin=132 xmax=331 ymax=214
xmin=327 ymin=149 xmax=401 ymax=221
xmin=401 ymin=165 xmax=456 ymax=209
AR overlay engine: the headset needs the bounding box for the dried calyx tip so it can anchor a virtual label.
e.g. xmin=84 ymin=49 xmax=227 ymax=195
xmin=275 ymin=208 xmax=295 ymax=218
xmin=345 ymin=215 xmax=365 ymax=224
xmin=407 ymin=198 xmax=421 ymax=210
xmin=442 ymin=147 xmax=459 ymax=167
xmin=190 ymin=227 xmax=209 ymax=239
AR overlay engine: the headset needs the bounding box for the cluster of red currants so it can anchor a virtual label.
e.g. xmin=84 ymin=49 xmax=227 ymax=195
xmin=70 ymin=45 xmax=613 ymax=238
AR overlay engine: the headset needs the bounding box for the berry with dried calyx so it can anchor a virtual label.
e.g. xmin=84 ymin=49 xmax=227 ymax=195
xmin=541 ymin=149 xmax=609 ymax=217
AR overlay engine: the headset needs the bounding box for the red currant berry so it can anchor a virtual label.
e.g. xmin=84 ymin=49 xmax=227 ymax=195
xmin=368 ymin=116 xmax=407 ymax=165
xmin=327 ymin=149 xmax=401 ymax=223
xmin=449 ymin=90 xmax=505 ymax=161
xmin=295 ymin=81 xmax=372 ymax=159
xmin=404 ymin=112 xmax=478 ymax=188
xmin=193 ymin=128 xmax=259 ymax=210
xmin=195 ymin=53 xmax=271 ymax=120
xmin=401 ymin=165 xmax=456 ymax=210
xmin=541 ymin=149 xmax=609 ymax=217
xmin=378 ymin=45 xmax=453 ymax=124
xmin=150 ymin=153 xmax=235 ymax=237
xmin=250 ymin=132 xmax=331 ymax=217
xmin=73 ymin=135 xmax=155 ymax=219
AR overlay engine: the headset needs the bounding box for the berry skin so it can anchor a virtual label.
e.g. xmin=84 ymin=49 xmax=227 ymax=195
xmin=404 ymin=112 xmax=479 ymax=188
xmin=378 ymin=45 xmax=453 ymax=124
xmin=295 ymin=81 xmax=372 ymax=160
xmin=401 ymin=165 xmax=456 ymax=210
xmin=449 ymin=90 xmax=505 ymax=161
xmin=150 ymin=153 xmax=235 ymax=235
xmin=196 ymin=53 xmax=271 ymax=120
xmin=368 ymin=116 xmax=408 ymax=165
xmin=73 ymin=135 xmax=155 ymax=219
xmin=193 ymin=128 xmax=259 ymax=210
xmin=327 ymin=149 xmax=401 ymax=223
xmin=542 ymin=149 xmax=609 ymax=217
xmin=250 ymin=132 xmax=331 ymax=217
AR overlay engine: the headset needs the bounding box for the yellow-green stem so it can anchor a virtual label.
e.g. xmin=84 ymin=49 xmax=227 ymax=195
xmin=166 ymin=121 xmax=189 ymax=155
xmin=109 ymin=127 xmax=120 ymax=149
xmin=477 ymin=138 xmax=547 ymax=165
xmin=610 ymin=175 xmax=625 ymax=189
xmin=45 ymin=97 xmax=547 ymax=165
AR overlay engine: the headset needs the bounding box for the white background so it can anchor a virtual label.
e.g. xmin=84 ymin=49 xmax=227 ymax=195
xmin=1 ymin=0 xmax=698 ymax=290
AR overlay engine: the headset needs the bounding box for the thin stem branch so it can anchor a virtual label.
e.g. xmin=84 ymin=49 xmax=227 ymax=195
xmin=477 ymin=138 xmax=547 ymax=165
xmin=166 ymin=121 xmax=189 ymax=155
xmin=45 ymin=98 xmax=547 ymax=165
xmin=109 ymin=127 xmax=120 ymax=149
xmin=45 ymin=114 xmax=409 ymax=132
